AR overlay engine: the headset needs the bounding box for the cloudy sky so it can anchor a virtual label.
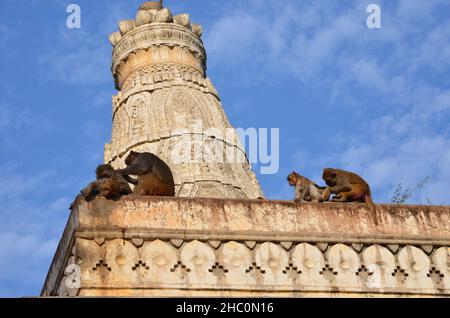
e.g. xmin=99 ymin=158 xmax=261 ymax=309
xmin=0 ymin=0 xmax=449 ymax=297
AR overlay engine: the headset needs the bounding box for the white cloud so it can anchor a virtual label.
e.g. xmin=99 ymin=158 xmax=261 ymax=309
xmin=37 ymin=0 xmax=137 ymax=86
xmin=204 ymin=0 xmax=450 ymax=204
xmin=38 ymin=27 xmax=111 ymax=85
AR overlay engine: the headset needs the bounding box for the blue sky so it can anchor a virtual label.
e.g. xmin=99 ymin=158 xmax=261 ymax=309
xmin=0 ymin=0 xmax=449 ymax=297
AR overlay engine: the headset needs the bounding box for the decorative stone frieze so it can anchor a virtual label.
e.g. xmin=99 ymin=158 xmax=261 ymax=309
xmin=42 ymin=197 xmax=450 ymax=297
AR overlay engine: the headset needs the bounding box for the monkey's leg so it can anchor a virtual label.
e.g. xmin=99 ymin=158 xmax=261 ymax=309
xmin=132 ymin=183 xmax=143 ymax=195
xmin=322 ymin=187 xmax=331 ymax=202
xmin=300 ymin=187 xmax=311 ymax=202
xmin=294 ymin=187 xmax=303 ymax=202
xmin=331 ymin=192 xmax=350 ymax=202
xmin=132 ymin=178 xmax=152 ymax=196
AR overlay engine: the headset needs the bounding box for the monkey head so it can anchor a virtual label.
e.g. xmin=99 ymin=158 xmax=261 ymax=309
xmin=125 ymin=151 xmax=140 ymax=165
xmin=287 ymin=171 xmax=300 ymax=186
xmin=96 ymin=164 xmax=115 ymax=180
xmin=322 ymin=168 xmax=338 ymax=187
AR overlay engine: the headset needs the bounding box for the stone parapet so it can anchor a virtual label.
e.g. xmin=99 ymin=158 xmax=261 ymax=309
xmin=41 ymin=197 xmax=450 ymax=297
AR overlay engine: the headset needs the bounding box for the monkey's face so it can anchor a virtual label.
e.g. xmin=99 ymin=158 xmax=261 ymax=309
xmin=125 ymin=151 xmax=139 ymax=165
xmin=287 ymin=172 xmax=299 ymax=186
xmin=323 ymin=169 xmax=337 ymax=187
xmin=96 ymin=164 xmax=114 ymax=179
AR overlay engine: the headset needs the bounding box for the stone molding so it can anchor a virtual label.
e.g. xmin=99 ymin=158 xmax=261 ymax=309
xmin=42 ymin=197 xmax=450 ymax=297
xmin=112 ymin=23 xmax=206 ymax=88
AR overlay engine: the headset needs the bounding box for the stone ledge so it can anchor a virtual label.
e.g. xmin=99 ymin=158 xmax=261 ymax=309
xmin=76 ymin=197 xmax=450 ymax=244
xmin=41 ymin=197 xmax=450 ymax=297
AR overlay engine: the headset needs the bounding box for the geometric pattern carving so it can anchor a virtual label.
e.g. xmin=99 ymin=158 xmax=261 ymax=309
xmin=93 ymin=260 xmax=111 ymax=272
xmin=361 ymin=244 xmax=396 ymax=288
xmin=67 ymin=238 xmax=450 ymax=295
xmin=132 ymin=261 xmax=150 ymax=271
xmin=327 ymin=243 xmax=360 ymax=286
xmin=356 ymin=265 xmax=374 ymax=283
xmin=245 ymin=263 xmax=266 ymax=274
xmin=397 ymin=245 xmax=433 ymax=289
xmin=427 ymin=267 xmax=445 ymax=285
xmin=208 ymin=262 xmax=229 ymax=280
xmin=282 ymin=263 xmax=302 ymax=280
xmin=320 ymin=264 xmax=338 ymax=281
xmin=392 ymin=266 xmax=409 ymax=284
xmin=170 ymin=261 xmax=191 ymax=279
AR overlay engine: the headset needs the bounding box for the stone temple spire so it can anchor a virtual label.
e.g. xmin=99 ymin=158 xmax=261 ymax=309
xmin=105 ymin=2 xmax=264 ymax=199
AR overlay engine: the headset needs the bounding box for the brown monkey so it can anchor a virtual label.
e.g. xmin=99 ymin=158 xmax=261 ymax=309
xmin=322 ymin=168 xmax=376 ymax=212
xmin=81 ymin=164 xmax=132 ymax=201
xmin=116 ymin=151 xmax=175 ymax=196
xmin=287 ymin=171 xmax=326 ymax=203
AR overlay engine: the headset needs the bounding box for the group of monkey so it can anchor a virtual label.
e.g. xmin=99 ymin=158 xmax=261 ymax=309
xmin=80 ymin=151 xmax=176 ymax=202
xmin=287 ymin=169 xmax=376 ymax=212
xmin=78 ymin=151 xmax=376 ymax=212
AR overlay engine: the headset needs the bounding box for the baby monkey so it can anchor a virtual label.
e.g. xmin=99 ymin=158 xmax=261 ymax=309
xmin=287 ymin=171 xmax=327 ymax=203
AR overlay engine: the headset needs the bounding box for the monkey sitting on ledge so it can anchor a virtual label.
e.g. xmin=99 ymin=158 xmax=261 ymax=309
xmin=322 ymin=168 xmax=376 ymax=212
xmin=287 ymin=171 xmax=327 ymax=203
xmin=78 ymin=164 xmax=132 ymax=202
xmin=116 ymin=151 xmax=175 ymax=197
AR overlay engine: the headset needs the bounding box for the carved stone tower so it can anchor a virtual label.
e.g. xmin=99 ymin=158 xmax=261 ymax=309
xmin=104 ymin=1 xmax=264 ymax=199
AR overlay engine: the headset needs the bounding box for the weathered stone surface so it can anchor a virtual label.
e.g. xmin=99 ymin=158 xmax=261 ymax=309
xmin=155 ymin=8 xmax=172 ymax=23
xmin=118 ymin=20 xmax=135 ymax=36
xmin=135 ymin=10 xmax=154 ymax=26
xmin=139 ymin=1 xmax=163 ymax=11
xmin=191 ymin=24 xmax=203 ymax=37
xmin=108 ymin=32 xmax=122 ymax=46
xmin=105 ymin=3 xmax=264 ymax=200
xmin=42 ymin=197 xmax=450 ymax=297
xmin=173 ymin=14 xmax=190 ymax=27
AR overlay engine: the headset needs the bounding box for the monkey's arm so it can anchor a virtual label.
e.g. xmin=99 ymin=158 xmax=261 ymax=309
xmin=116 ymin=160 xmax=151 ymax=176
xmin=122 ymin=174 xmax=139 ymax=185
xmin=322 ymin=187 xmax=331 ymax=201
xmin=330 ymin=185 xmax=352 ymax=194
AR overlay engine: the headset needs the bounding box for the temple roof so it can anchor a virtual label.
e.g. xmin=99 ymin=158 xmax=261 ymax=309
xmin=139 ymin=1 xmax=163 ymax=11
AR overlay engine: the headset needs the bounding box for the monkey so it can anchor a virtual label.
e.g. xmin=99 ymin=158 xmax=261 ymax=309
xmin=80 ymin=164 xmax=132 ymax=202
xmin=322 ymin=168 xmax=376 ymax=212
xmin=116 ymin=151 xmax=175 ymax=196
xmin=287 ymin=171 xmax=327 ymax=203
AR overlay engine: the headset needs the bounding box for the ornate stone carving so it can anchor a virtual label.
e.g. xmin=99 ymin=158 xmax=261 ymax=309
xmin=42 ymin=197 xmax=450 ymax=297
xmin=58 ymin=237 xmax=450 ymax=296
xmin=104 ymin=3 xmax=264 ymax=199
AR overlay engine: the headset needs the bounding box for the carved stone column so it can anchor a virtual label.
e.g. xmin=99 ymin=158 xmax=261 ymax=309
xmin=104 ymin=1 xmax=264 ymax=199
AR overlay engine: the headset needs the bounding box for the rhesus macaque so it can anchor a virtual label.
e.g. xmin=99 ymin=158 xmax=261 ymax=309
xmin=81 ymin=164 xmax=132 ymax=201
xmin=116 ymin=151 xmax=175 ymax=196
xmin=287 ymin=171 xmax=326 ymax=203
xmin=322 ymin=168 xmax=376 ymax=212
